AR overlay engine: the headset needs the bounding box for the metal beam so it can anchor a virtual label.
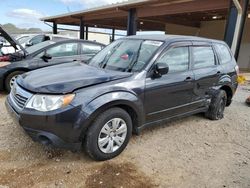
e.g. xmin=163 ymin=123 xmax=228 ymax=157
xmin=80 ymin=19 xmax=85 ymax=39
xmin=127 ymin=8 xmax=137 ymax=36
xmin=224 ymin=1 xmax=238 ymax=48
xmin=53 ymin=22 xmax=57 ymax=34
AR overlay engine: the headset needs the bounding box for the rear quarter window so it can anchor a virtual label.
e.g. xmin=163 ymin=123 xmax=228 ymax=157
xmin=214 ymin=43 xmax=232 ymax=64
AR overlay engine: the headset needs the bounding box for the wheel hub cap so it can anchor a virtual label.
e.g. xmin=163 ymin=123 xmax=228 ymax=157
xmin=98 ymin=118 xmax=127 ymax=154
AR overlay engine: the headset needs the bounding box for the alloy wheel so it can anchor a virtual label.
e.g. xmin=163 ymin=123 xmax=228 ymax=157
xmin=98 ymin=118 xmax=127 ymax=154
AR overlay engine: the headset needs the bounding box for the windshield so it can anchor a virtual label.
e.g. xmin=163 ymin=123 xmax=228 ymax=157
xmin=26 ymin=41 xmax=55 ymax=54
xmin=88 ymin=39 xmax=163 ymax=72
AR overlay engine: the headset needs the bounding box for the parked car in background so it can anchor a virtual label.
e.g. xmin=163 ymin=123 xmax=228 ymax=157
xmin=1 ymin=32 xmax=74 ymax=54
xmin=0 ymin=26 xmax=105 ymax=92
xmin=5 ymin=35 xmax=238 ymax=161
xmin=17 ymin=34 xmax=75 ymax=48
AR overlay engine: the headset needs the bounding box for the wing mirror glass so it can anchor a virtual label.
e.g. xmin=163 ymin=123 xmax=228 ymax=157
xmin=153 ymin=63 xmax=169 ymax=78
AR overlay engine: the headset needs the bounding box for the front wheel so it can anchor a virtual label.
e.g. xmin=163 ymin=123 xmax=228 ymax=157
xmin=84 ymin=108 xmax=132 ymax=161
xmin=205 ymin=90 xmax=227 ymax=120
xmin=5 ymin=71 xmax=25 ymax=93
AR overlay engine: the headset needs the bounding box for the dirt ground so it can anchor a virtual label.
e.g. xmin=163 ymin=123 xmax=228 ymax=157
xmin=0 ymin=83 xmax=249 ymax=188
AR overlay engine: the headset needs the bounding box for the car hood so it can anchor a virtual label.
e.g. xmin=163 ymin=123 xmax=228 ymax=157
xmin=0 ymin=25 xmax=28 ymax=55
xmin=17 ymin=62 xmax=132 ymax=94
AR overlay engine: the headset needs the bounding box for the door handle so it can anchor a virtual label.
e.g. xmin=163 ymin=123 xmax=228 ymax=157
xmin=185 ymin=77 xmax=193 ymax=82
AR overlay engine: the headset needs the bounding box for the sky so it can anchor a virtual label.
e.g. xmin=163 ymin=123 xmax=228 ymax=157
xmin=0 ymin=0 xmax=127 ymax=30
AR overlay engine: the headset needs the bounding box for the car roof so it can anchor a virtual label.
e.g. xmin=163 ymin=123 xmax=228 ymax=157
xmin=124 ymin=34 xmax=226 ymax=44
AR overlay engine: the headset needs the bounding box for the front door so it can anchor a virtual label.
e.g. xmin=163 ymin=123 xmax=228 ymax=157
xmin=144 ymin=43 xmax=195 ymax=123
xmin=38 ymin=42 xmax=81 ymax=68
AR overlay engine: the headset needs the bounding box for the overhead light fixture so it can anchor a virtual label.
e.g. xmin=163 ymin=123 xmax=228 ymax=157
xmin=212 ymin=15 xmax=222 ymax=20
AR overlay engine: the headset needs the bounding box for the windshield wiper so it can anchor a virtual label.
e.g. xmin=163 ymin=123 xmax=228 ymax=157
xmin=125 ymin=42 xmax=143 ymax=72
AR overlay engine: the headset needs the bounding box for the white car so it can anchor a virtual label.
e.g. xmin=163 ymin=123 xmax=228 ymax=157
xmin=1 ymin=33 xmax=74 ymax=55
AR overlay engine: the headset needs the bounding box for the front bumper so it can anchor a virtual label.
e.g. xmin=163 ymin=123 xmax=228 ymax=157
xmin=5 ymin=95 xmax=84 ymax=151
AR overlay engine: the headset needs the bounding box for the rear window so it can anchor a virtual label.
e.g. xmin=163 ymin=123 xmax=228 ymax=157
xmin=193 ymin=46 xmax=215 ymax=69
xmin=214 ymin=43 xmax=232 ymax=64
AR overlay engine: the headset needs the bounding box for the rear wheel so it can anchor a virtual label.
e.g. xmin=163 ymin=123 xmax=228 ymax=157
xmin=5 ymin=71 xmax=25 ymax=93
xmin=205 ymin=90 xmax=227 ymax=120
xmin=84 ymin=108 xmax=132 ymax=161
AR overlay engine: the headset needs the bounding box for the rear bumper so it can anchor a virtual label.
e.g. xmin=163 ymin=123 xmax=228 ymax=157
xmin=5 ymin=95 xmax=83 ymax=151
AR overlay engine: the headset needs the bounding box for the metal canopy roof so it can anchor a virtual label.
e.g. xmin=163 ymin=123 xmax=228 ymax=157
xmin=41 ymin=0 xmax=248 ymax=31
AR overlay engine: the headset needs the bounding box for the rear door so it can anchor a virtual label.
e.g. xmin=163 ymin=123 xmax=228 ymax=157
xmin=191 ymin=42 xmax=220 ymax=102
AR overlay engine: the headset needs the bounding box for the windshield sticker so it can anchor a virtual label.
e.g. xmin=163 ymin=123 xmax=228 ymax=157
xmin=144 ymin=41 xmax=163 ymax=47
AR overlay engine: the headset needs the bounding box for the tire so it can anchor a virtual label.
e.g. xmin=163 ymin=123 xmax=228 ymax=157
xmin=84 ymin=107 xmax=132 ymax=161
xmin=5 ymin=71 xmax=25 ymax=93
xmin=205 ymin=90 xmax=227 ymax=120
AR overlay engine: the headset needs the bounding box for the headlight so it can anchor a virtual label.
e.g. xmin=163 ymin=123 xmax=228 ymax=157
xmin=26 ymin=94 xmax=75 ymax=112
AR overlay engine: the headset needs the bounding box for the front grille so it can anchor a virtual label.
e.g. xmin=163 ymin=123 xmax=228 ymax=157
xmin=10 ymin=83 xmax=33 ymax=110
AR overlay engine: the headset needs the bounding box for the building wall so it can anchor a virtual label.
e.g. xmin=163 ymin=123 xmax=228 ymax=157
xmin=165 ymin=19 xmax=250 ymax=71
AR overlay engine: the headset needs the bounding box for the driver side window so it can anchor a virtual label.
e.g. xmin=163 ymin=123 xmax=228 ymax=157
xmin=156 ymin=47 xmax=189 ymax=74
xmin=46 ymin=43 xmax=78 ymax=57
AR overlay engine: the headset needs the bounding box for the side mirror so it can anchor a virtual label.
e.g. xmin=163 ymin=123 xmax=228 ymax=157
xmin=41 ymin=53 xmax=52 ymax=62
xmin=153 ymin=63 xmax=169 ymax=78
xmin=25 ymin=41 xmax=33 ymax=47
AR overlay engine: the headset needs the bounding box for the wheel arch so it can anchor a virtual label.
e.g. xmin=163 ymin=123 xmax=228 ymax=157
xmin=220 ymin=85 xmax=233 ymax=106
xmin=79 ymin=92 xmax=144 ymax=140
xmin=3 ymin=68 xmax=30 ymax=89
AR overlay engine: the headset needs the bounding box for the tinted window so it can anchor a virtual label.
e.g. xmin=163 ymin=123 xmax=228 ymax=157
xmin=214 ymin=44 xmax=231 ymax=64
xmin=46 ymin=43 xmax=78 ymax=57
xmin=193 ymin=46 xmax=215 ymax=69
xmin=81 ymin=43 xmax=102 ymax=54
xmin=156 ymin=47 xmax=189 ymax=73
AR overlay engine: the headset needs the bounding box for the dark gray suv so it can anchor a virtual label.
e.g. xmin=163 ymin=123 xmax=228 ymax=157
xmin=6 ymin=35 xmax=238 ymax=161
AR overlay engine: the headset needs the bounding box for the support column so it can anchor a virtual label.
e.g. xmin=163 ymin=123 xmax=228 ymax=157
xmin=112 ymin=28 xmax=115 ymax=42
xmin=224 ymin=0 xmax=248 ymax=59
xmin=53 ymin=22 xmax=57 ymax=34
xmin=80 ymin=19 xmax=85 ymax=40
xmin=85 ymin=26 xmax=89 ymax=40
xmin=127 ymin=8 xmax=137 ymax=36
xmin=234 ymin=0 xmax=249 ymax=60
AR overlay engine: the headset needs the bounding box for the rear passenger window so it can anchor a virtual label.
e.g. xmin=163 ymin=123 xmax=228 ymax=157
xmin=193 ymin=46 xmax=215 ymax=69
xmin=214 ymin=44 xmax=232 ymax=64
xmin=156 ymin=47 xmax=189 ymax=73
